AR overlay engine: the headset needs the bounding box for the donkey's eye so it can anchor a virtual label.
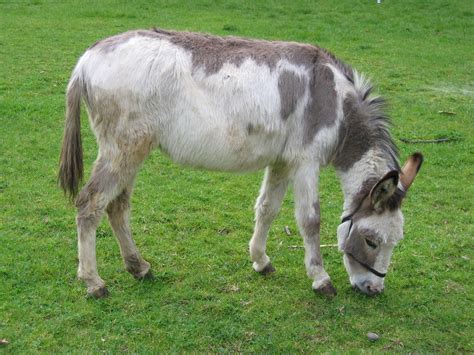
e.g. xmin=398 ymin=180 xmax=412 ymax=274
xmin=365 ymin=238 xmax=377 ymax=249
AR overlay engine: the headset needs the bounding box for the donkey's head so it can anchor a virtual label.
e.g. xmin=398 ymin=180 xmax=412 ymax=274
xmin=337 ymin=153 xmax=423 ymax=295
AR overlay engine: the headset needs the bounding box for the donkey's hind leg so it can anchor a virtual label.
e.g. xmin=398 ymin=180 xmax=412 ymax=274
xmin=249 ymin=164 xmax=289 ymax=274
xmin=76 ymin=131 xmax=151 ymax=298
xmin=107 ymin=185 xmax=152 ymax=280
xmin=76 ymin=158 xmax=122 ymax=298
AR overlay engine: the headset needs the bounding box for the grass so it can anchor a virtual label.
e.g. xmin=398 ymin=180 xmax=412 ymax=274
xmin=0 ymin=0 xmax=472 ymax=352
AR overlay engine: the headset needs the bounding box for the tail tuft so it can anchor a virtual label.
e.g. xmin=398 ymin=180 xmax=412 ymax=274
xmin=58 ymin=75 xmax=83 ymax=201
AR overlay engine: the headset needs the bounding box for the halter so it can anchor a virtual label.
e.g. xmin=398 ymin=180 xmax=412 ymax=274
xmin=340 ymin=200 xmax=388 ymax=279
xmin=341 ymin=179 xmax=406 ymax=278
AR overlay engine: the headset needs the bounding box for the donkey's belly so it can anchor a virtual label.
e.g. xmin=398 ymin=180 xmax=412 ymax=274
xmin=157 ymin=116 xmax=286 ymax=172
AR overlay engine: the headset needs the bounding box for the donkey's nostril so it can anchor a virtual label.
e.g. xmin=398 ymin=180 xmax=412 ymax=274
xmin=366 ymin=283 xmax=383 ymax=295
xmin=352 ymin=282 xmax=383 ymax=296
xmin=357 ymin=281 xmax=383 ymax=296
xmin=366 ymin=285 xmax=375 ymax=295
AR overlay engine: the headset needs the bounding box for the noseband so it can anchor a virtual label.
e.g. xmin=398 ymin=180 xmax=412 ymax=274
xmin=341 ymin=208 xmax=387 ymax=279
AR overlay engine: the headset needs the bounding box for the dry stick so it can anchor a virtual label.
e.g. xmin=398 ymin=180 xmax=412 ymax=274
xmin=288 ymin=244 xmax=337 ymax=249
xmin=399 ymin=137 xmax=456 ymax=144
xmin=437 ymin=110 xmax=456 ymax=115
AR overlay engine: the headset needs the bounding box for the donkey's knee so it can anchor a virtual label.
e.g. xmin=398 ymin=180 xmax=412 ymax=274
xmin=255 ymin=193 xmax=281 ymax=222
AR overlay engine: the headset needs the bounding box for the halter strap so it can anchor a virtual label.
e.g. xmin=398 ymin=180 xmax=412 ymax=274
xmin=346 ymin=252 xmax=387 ymax=278
xmin=340 ymin=196 xmax=386 ymax=279
xmin=341 ymin=214 xmax=353 ymax=224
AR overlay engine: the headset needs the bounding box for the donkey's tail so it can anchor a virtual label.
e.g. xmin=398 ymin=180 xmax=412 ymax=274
xmin=58 ymin=73 xmax=83 ymax=200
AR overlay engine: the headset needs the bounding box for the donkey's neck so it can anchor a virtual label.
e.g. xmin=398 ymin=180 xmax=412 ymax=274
xmin=322 ymin=63 xmax=401 ymax=218
xmin=336 ymin=149 xmax=393 ymax=217
xmin=330 ymin=74 xmax=399 ymax=217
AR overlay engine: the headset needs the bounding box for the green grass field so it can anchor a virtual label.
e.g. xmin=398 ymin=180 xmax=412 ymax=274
xmin=0 ymin=0 xmax=472 ymax=352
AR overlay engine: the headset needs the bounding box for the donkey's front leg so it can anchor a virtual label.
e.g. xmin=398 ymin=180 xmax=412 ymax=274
xmin=249 ymin=164 xmax=289 ymax=274
xmin=293 ymin=164 xmax=337 ymax=296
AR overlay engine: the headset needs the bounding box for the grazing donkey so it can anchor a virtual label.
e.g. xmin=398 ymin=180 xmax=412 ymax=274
xmin=59 ymin=29 xmax=423 ymax=298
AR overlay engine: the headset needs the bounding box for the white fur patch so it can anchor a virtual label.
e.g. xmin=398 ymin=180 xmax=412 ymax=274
xmin=326 ymin=63 xmax=356 ymax=99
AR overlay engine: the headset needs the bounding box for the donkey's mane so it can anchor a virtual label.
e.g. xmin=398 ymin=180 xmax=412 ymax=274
xmin=355 ymin=72 xmax=400 ymax=171
xmin=331 ymin=54 xmax=400 ymax=173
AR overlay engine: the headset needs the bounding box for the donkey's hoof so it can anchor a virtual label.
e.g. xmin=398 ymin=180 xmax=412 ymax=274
xmin=87 ymin=286 xmax=109 ymax=299
xmin=258 ymin=262 xmax=276 ymax=275
xmin=314 ymin=281 xmax=337 ymax=297
xmin=135 ymin=269 xmax=154 ymax=280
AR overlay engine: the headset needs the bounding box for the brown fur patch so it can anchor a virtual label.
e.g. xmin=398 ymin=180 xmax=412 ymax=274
xmin=344 ymin=226 xmax=378 ymax=267
xmin=278 ymin=70 xmax=306 ymax=121
xmin=333 ymin=95 xmax=399 ymax=172
xmin=303 ymin=64 xmax=338 ymax=145
xmin=150 ymin=28 xmax=322 ymax=75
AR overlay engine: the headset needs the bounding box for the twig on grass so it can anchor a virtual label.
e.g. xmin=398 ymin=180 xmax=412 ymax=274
xmin=400 ymin=137 xmax=457 ymax=144
xmin=438 ymin=110 xmax=456 ymax=115
xmin=288 ymin=244 xmax=337 ymax=249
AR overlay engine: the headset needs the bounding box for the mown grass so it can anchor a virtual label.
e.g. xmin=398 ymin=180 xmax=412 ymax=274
xmin=0 ymin=0 xmax=472 ymax=352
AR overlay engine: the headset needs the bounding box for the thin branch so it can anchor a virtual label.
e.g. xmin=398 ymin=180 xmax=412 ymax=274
xmin=288 ymin=244 xmax=337 ymax=249
xmin=399 ymin=137 xmax=457 ymax=144
xmin=438 ymin=111 xmax=456 ymax=116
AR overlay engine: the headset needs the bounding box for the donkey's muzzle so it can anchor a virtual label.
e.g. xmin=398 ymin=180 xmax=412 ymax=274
xmin=353 ymin=280 xmax=384 ymax=296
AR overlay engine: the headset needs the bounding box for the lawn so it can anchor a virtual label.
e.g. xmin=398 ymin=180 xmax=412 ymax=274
xmin=0 ymin=0 xmax=472 ymax=352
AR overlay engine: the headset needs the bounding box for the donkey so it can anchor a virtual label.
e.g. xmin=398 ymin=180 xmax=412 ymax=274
xmin=59 ymin=29 xmax=423 ymax=298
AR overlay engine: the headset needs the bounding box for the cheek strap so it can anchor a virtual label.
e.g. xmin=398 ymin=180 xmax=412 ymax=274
xmin=346 ymin=252 xmax=387 ymax=278
xmin=340 ymin=212 xmax=387 ymax=279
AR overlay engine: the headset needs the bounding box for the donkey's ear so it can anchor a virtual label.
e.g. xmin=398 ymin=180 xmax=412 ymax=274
xmin=400 ymin=152 xmax=424 ymax=192
xmin=370 ymin=170 xmax=399 ymax=211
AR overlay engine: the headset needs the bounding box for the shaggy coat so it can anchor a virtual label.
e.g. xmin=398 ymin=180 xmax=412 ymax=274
xmin=59 ymin=29 xmax=422 ymax=298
